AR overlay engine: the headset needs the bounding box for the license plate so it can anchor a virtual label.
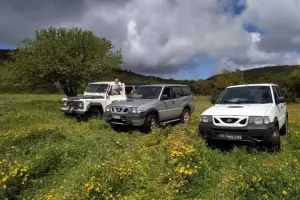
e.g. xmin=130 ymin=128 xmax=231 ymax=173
xmin=112 ymin=115 xmax=121 ymax=119
xmin=219 ymin=133 xmax=242 ymax=140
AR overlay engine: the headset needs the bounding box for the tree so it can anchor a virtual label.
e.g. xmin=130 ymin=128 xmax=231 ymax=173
xmin=211 ymin=68 xmax=245 ymax=99
xmin=8 ymin=27 xmax=122 ymax=96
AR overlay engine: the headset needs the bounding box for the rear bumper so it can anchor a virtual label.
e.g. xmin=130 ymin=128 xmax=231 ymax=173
xmin=103 ymin=112 xmax=146 ymax=126
xmin=199 ymin=122 xmax=275 ymax=143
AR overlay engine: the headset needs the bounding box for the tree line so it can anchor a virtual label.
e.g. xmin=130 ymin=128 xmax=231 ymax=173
xmin=0 ymin=27 xmax=299 ymax=102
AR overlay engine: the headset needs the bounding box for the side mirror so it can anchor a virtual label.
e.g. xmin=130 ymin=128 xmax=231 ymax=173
xmin=161 ymin=94 xmax=168 ymax=100
xmin=276 ymin=97 xmax=285 ymax=104
xmin=211 ymin=98 xmax=216 ymax=104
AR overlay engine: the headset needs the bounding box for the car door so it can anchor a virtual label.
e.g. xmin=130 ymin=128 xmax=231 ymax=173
xmin=274 ymin=85 xmax=286 ymax=128
xmin=171 ymin=86 xmax=185 ymax=117
xmin=158 ymin=87 xmax=178 ymax=121
xmin=272 ymin=86 xmax=286 ymax=128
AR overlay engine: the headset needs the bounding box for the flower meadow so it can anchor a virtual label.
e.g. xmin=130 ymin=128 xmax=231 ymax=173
xmin=0 ymin=94 xmax=300 ymax=200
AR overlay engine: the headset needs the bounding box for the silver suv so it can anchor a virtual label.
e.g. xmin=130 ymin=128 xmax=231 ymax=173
xmin=103 ymin=84 xmax=195 ymax=133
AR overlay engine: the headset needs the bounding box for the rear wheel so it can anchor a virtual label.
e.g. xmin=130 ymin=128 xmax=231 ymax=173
xmin=141 ymin=113 xmax=158 ymax=134
xmin=264 ymin=126 xmax=281 ymax=152
xmin=181 ymin=108 xmax=191 ymax=123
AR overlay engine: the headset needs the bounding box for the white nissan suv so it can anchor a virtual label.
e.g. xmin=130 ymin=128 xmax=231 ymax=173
xmin=199 ymin=84 xmax=288 ymax=152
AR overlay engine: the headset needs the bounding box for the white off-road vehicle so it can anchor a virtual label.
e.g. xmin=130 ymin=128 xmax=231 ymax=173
xmin=61 ymin=82 xmax=143 ymax=121
xmin=199 ymin=84 xmax=288 ymax=152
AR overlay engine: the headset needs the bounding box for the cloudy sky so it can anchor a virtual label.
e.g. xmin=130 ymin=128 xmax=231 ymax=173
xmin=1 ymin=0 xmax=300 ymax=79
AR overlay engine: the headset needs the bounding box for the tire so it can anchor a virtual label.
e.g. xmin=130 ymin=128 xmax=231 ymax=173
xmin=280 ymin=115 xmax=288 ymax=136
xmin=89 ymin=108 xmax=103 ymax=120
xmin=141 ymin=113 xmax=158 ymax=134
xmin=80 ymin=108 xmax=103 ymax=122
xmin=64 ymin=113 xmax=73 ymax=118
xmin=264 ymin=126 xmax=281 ymax=152
xmin=181 ymin=108 xmax=191 ymax=123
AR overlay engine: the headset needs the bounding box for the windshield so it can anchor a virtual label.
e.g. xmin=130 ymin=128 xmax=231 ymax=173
xmin=85 ymin=84 xmax=109 ymax=93
xmin=129 ymin=86 xmax=162 ymax=99
xmin=217 ymin=86 xmax=273 ymax=104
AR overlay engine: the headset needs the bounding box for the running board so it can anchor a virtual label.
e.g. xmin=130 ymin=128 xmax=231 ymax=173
xmin=160 ymin=118 xmax=181 ymax=125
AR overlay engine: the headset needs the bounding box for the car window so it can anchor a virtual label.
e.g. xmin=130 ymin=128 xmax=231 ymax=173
xmin=272 ymin=86 xmax=279 ymax=99
xmin=275 ymin=86 xmax=283 ymax=97
xmin=172 ymin=86 xmax=184 ymax=98
xmin=161 ymin=87 xmax=174 ymax=100
xmin=217 ymin=86 xmax=273 ymax=104
xmin=129 ymin=86 xmax=162 ymax=99
xmin=125 ymin=86 xmax=133 ymax=95
xmin=181 ymin=86 xmax=191 ymax=96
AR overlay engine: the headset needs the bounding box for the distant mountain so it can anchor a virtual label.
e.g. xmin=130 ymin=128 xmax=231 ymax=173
xmin=207 ymin=65 xmax=300 ymax=82
xmin=1 ymin=48 xmax=299 ymax=85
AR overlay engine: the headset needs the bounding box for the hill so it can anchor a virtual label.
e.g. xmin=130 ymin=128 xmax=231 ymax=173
xmin=1 ymin=48 xmax=300 ymax=101
xmin=207 ymin=65 xmax=300 ymax=82
xmin=2 ymin=48 xmax=299 ymax=84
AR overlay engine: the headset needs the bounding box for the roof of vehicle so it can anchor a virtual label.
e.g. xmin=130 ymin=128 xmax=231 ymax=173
xmin=124 ymin=82 xmax=145 ymax=86
xmin=88 ymin=82 xmax=145 ymax=86
xmin=227 ymin=83 xmax=278 ymax=88
xmin=88 ymin=81 xmax=116 ymax=85
xmin=138 ymin=84 xmax=189 ymax=87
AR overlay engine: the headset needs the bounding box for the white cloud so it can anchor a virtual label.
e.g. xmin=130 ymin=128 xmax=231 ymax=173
xmin=1 ymin=0 xmax=300 ymax=77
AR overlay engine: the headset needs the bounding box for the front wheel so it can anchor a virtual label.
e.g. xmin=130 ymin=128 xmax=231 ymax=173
xmin=280 ymin=115 xmax=288 ymax=136
xmin=89 ymin=108 xmax=103 ymax=120
xmin=79 ymin=108 xmax=103 ymax=122
xmin=264 ymin=126 xmax=281 ymax=152
xmin=141 ymin=113 xmax=158 ymax=134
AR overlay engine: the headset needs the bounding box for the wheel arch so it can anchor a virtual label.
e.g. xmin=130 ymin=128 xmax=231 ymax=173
xmin=87 ymin=103 xmax=104 ymax=113
xmin=146 ymin=108 xmax=159 ymax=121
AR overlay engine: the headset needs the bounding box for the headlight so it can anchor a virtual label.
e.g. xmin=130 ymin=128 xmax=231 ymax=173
xmin=106 ymin=107 xmax=111 ymax=112
xmin=78 ymin=101 xmax=84 ymax=109
xmin=248 ymin=116 xmax=270 ymax=125
xmin=199 ymin=115 xmax=213 ymax=123
xmin=129 ymin=107 xmax=144 ymax=114
xmin=62 ymin=101 xmax=67 ymax=107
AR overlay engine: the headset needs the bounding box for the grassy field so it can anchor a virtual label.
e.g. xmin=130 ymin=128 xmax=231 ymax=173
xmin=1 ymin=94 xmax=300 ymax=200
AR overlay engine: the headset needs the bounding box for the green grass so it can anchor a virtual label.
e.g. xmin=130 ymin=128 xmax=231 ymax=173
xmin=1 ymin=94 xmax=300 ymax=200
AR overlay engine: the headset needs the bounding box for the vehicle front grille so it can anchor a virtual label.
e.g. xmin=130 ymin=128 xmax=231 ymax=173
xmin=111 ymin=107 xmax=128 ymax=113
xmin=220 ymin=118 xmax=239 ymax=124
xmin=66 ymin=101 xmax=80 ymax=109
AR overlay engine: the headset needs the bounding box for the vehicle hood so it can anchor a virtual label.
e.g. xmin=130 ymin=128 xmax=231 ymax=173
xmin=202 ymin=103 xmax=273 ymax=116
xmin=110 ymin=99 xmax=156 ymax=107
xmin=66 ymin=95 xmax=105 ymax=100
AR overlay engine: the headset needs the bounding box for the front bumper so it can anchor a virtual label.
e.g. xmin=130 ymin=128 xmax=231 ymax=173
xmin=199 ymin=122 xmax=274 ymax=143
xmin=61 ymin=107 xmax=86 ymax=115
xmin=103 ymin=112 xmax=146 ymax=126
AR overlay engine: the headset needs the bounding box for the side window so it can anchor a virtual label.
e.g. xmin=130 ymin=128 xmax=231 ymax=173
xmin=275 ymin=86 xmax=283 ymax=97
xmin=272 ymin=86 xmax=279 ymax=99
xmin=125 ymin=86 xmax=133 ymax=95
xmin=172 ymin=86 xmax=184 ymax=98
xmin=161 ymin=87 xmax=173 ymax=100
xmin=181 ymin=86 xmax=191 ymax=96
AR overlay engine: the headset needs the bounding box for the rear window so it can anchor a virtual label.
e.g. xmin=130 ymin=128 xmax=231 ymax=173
xmin=181 ymin=86 xmax=191 ymax=96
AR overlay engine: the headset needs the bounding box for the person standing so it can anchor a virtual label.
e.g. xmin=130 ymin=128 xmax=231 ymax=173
xmin=111 ymin=78 xmax=122 ymax=95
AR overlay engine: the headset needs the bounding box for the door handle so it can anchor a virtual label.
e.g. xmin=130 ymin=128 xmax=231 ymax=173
xmin=172 ymin=100 xmax=175 ymax=103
